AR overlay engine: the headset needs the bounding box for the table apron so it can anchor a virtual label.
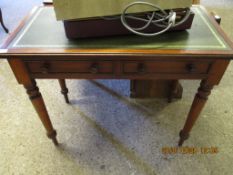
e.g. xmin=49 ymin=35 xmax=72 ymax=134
xmin=23 ymin=59 xmax=213 ymax=80
xmin=29 ymin=73 xmax=209 ymax=80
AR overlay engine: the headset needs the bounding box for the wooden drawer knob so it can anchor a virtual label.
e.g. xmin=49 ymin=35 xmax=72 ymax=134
xmin=40 ymin=63 xmax=50 ymax=74
xmin=90 ymin=63 xmax=99 ymax=74
xmin=137 ymin=63 xmax=146 ymax=74
xmin=186 ymin=63 xmax=196 ymax=73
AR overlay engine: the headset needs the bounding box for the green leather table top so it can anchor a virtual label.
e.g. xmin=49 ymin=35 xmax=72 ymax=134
xmin=6 ymin=6 xmax=232 ymax=52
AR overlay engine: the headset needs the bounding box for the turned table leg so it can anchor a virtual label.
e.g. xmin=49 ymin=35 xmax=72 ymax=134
xmin=0 ymin=8 xmax=9 ymax=33
xmin=24 ymin=79 xmax=58 ymax=145
xmin=178 ymin=80 xmax=213 ymax=146
xmin=58 ymin=79 xmax=69 ymax=103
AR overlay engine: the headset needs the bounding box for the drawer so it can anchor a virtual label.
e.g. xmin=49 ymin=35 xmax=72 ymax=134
xmin=26 ymin=60 xmax=114 ymax=74
xmin=123 ymin=61 xmax=212 ymax=75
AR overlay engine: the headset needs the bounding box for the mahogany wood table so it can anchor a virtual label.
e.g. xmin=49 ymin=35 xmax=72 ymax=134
xmin=0 ymin=5 xmax=233 ymax=146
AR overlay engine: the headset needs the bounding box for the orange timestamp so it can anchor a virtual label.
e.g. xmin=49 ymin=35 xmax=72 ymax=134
xmin=162 ymin=146 xmax=219 ymax=154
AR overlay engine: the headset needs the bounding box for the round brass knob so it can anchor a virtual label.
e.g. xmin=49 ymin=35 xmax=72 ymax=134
xmin=186 ymin=63 xmax=196 ymax=73
xmin=90 ymin=63 xmax=99 ymax=74
xmin=40 ymin=63 xmax=50 ymax=74
xmin=137 ymin=63 xmax=146 ymax=74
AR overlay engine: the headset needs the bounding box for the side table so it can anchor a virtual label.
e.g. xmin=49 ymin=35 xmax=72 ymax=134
xmin=0 ymin=5 xmax=233 ymax=146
